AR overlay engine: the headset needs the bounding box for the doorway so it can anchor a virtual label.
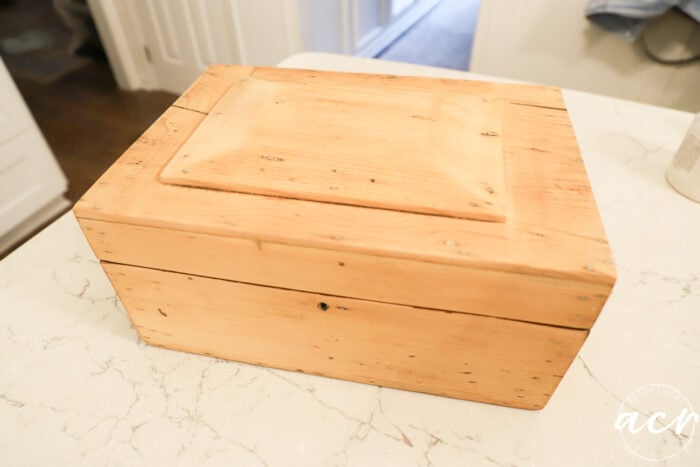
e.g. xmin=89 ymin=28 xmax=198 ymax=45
xmin=378 ymin=0 xmax=480 ymax=70
xmin=0 ymin=0 xmax=175 ymax=203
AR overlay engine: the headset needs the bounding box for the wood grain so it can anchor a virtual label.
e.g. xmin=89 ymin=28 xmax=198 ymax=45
xmin=104 ymin=261 xmax=587 ymax=409
xmin=74 ymin=67 xmax=616 ymax=285
xmin=172 ymin=65 xmax=253 ymax=114
xmin=74 ymin=66 xmax=616 ymax=407
xmin=162 ymin=68 xmax=506 ymax=222
xmin=80 ymin=218 xmax=610 ymax=328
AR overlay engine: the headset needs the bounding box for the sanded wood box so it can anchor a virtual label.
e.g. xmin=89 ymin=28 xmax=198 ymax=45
xmin=74 ymin=65 xmax=616 ymax=409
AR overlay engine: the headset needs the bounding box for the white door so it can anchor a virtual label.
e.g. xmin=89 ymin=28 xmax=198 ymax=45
xmin=131 ymin=0 xmax=226 ymax=93
xmin=118 ymin=0 xmax=297 ymax=94
xmin=91 ymin=0 xmax=438 ymax=93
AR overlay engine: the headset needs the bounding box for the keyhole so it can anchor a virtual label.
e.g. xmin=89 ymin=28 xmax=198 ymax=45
xmin=317 ymin=302 xmax=329 ymax=311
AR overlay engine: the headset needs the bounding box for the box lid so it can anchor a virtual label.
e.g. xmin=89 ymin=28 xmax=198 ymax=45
xmin=74 ymin=65 xmax=616 ymax=328
xmin=159 ymin=70 xmax=506 ymax=222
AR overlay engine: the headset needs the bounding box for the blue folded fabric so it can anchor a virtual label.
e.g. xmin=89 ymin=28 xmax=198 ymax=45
xmin=586 ymin=0 xmax=700 ymax=41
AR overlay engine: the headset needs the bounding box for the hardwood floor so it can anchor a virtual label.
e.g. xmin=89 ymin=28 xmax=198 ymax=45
xmin=14 ymin=58 xmax=176 ymax=203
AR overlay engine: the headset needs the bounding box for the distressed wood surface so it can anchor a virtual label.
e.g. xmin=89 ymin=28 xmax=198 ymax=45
xmin=74 ymin=65 xmax=617 ymax=407
xmin=74 ymin=65 xmax=616 ymax=286
xmin=104 ymin=261 xmax=588 ymax=410
xmin=162 ymin=67 xmax=506 ymax=221
xmin=80 ymin=218 xmax=610 ymax=328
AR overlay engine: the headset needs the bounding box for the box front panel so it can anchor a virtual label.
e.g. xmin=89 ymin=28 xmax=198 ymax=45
xmin=80 ymin=218 xmax=610 ymax=329
xmin=103 ymin=261 xmax=587 ymax=410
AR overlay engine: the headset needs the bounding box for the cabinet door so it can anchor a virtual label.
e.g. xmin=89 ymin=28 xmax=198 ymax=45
xmin=0 ymin=57 xmax=67 ymax=238
xmin=0 ymin=60 xmax=32 ymax=145
xmin=0 ymin=129 xmax=67 ymax=238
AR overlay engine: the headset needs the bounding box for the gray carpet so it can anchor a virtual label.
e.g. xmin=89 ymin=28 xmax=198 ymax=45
xmin=378 ymin=0 xmax=480 ymax=71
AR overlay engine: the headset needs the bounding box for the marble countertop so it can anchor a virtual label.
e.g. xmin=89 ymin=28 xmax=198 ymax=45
xmin=1 ymin=53 xmax=698 ymax=466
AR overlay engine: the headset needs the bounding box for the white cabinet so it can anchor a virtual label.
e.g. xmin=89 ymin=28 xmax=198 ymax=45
xmin=0 ymin=57 xmax=69 ymax=254
xmin=0 ymin=70 xmax=31 ymax=146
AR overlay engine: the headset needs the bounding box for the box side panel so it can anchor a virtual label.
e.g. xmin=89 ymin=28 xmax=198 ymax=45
xmin=103 ymin=261 xmax=588 ymax=410
xmin=81 ymin=218 xmax=612 ymax=329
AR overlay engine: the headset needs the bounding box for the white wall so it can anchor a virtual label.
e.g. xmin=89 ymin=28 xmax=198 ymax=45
xmin=470 ymin=0 xmax=700 ymax=112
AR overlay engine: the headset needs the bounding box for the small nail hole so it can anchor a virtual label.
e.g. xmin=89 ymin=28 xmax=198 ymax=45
xmin=317 ymin=302 xmax=329 ymax=311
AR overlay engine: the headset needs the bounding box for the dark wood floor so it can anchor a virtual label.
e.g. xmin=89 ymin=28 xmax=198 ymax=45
xmin=14 ymin=58 xmax=176 ymax=203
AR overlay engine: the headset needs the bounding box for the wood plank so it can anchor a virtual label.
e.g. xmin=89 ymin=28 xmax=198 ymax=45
xmin=177 ymin=65 xmax=566 ymax=115
xmin=74 ymin=101 xmax=614 ymax=285
xmin=161 ymin=68 xmax=506 ymax=222
xmin=80 ymin=218 xmax=611 ymax=328
xmin=103 ymin=261 xmax=588 ymax=409
xmin=172 ymin=65 xmax=253 ymax=114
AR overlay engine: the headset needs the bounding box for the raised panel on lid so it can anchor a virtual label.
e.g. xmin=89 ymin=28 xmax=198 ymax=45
xmin=160 ymin=68 xmax=507 ymax=222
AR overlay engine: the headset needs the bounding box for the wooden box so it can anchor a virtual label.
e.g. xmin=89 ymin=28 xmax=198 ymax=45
xmin=74 ymin=66 xmax=616 ymax=409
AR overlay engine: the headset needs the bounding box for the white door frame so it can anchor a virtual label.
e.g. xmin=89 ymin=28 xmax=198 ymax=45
xmin=354 ymin=0 xmax=439 ymax=58
xmin=86 ymin=0 xmax=159 ymax=90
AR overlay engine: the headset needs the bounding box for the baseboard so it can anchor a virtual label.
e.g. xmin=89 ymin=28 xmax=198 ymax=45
xmin=354 ymin=0 xmax=440 ymax=58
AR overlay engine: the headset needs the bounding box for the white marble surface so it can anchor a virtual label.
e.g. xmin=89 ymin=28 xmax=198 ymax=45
xmin=1 ymin=53 xmax=699 ymax=466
